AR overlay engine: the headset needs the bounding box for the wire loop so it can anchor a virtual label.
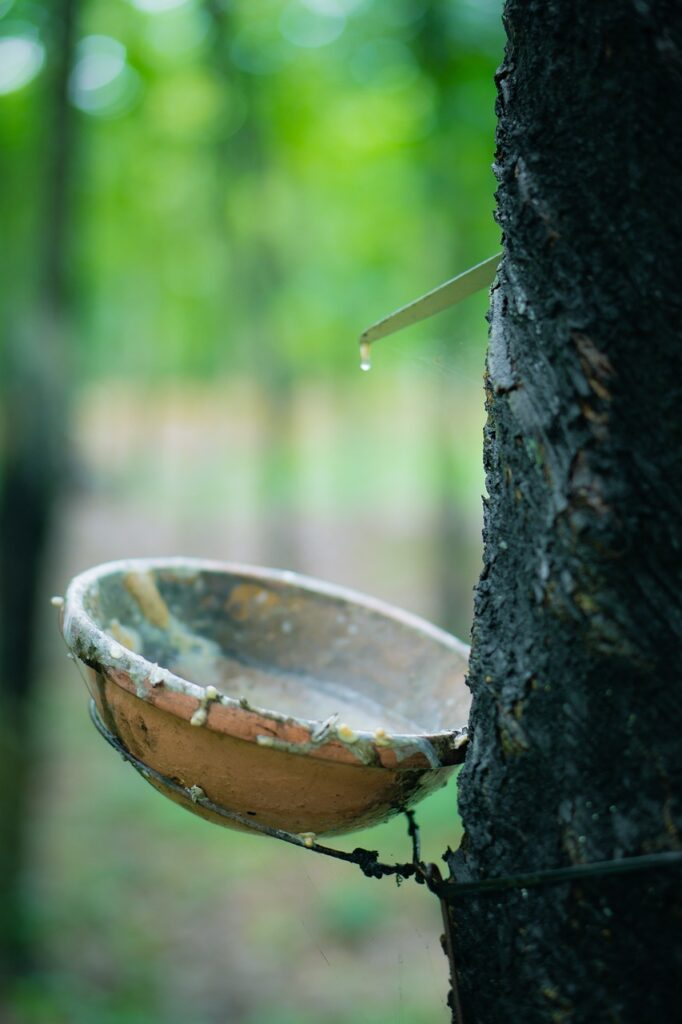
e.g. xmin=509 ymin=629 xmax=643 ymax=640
xmin=88 ymin=699 xmax=419 ymax=880
xmin=89 ymin=699 xmax=682 ymax=895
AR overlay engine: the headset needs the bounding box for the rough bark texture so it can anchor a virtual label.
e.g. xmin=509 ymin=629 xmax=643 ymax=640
xmin=447 ymin=2 xmax=682 ymax=1021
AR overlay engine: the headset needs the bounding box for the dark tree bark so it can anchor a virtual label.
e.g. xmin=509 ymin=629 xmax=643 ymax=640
xmin=445 ymin=1 xmax=682 ymax=1021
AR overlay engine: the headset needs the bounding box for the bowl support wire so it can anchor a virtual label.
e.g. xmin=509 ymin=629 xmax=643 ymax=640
xmin=88 ymin=698 xmax=427 ymax=879
xmin=88 ymin=700 xmax=682 ymax=1024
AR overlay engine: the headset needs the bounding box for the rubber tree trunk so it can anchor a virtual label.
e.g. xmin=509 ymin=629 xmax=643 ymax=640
xmin=445 ymin=2 xmax=682 ymax=1021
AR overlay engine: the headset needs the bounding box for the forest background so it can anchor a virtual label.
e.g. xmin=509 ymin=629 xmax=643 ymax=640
xmin=1 ymin=1 xmax=503 ymax=1021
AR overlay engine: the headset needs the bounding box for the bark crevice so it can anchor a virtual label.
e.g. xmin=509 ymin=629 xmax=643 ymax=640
xmin=445 ymin=1 xmax=682 ymax=1020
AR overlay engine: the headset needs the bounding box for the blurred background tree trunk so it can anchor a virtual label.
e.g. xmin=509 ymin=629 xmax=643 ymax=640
xmin=413 ymin=1 xmax=493 ymax=637
xmin=0 ymin=0 xmax=77 ymax=985
xmin=447 ymin=0 xmax=682 ymax=1020
xmin=206 ymin=0 xmax=300 ymax=570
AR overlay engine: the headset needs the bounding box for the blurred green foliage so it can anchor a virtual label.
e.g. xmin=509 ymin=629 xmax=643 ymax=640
xmin=1 ymin=0 xmax=502 ymax=383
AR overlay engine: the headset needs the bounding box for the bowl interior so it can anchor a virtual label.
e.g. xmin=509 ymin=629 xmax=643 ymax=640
xmin=78 ymin=561 xmax=470 ymax=736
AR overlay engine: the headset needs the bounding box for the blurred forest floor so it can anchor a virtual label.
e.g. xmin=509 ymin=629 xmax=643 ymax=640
xmin=57 ymin=373 xmax=485 ymax=630
xmin=6 ymin=373 xmax=484 ymax=1024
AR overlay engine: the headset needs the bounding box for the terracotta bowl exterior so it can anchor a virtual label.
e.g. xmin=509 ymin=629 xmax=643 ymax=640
xmin=62 ymin=558 xmax=471 ymax=837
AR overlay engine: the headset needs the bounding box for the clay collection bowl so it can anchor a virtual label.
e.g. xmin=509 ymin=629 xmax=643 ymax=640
xmin=62 ymin=558 xmax=471 ymax=838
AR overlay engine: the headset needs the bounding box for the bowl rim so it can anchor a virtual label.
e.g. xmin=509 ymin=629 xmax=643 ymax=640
xmin=62 ymin=556 xmax=470 ymax=770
